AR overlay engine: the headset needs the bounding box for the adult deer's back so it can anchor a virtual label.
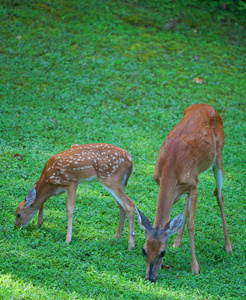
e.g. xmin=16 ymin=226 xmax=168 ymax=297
xmin=137 ymin=104 xmax=232 ymax=282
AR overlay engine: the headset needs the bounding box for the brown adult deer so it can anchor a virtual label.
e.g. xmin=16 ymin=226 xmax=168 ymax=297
xmin=137 ymin=104 xmax=232 ymax=282
xmin=15 ymin=143 xmax=136 ymax=250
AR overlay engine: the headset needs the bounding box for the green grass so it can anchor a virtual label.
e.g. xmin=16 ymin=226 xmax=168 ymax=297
xmin=0 ymin=0 xmax=245 ymax=299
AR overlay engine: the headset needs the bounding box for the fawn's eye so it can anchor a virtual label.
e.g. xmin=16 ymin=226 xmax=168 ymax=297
xmin=16 ymin=213 xmax=21 ymax=218
xmin=159 ymin=250 xmax=166 ymax=258
xmin=142 ymin=248 xmax=147 ymax=256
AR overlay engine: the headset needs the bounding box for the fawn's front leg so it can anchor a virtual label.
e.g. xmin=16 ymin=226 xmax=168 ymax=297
xmin=37 ymin=204 xmax=44 ymax=226
xmin=65 ymin=182 xmax=78 ymax=244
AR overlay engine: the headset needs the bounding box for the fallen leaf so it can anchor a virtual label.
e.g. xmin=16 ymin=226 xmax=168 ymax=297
xmin=162 ymin=265 xmax=171 ymax=269
xmin=52 ymin=118 xmax=58 ymax=122
xmin=13 ymin=154 xmax=23 ymax=160
xmin=193 ymin=77 xmax=204 ymax=84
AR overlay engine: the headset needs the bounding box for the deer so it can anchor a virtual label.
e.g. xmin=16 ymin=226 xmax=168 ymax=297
xmin=137 ymin=104 xmax=232 ymax=282
xmin=15 ymin=143 xmax=136 ymax=250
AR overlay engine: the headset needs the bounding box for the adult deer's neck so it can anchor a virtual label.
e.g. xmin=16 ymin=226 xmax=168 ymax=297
xmin=153 ymin=166 xmax=177 ymax=229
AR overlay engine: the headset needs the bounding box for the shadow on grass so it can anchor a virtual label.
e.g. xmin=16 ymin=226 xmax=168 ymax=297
xmin=0 ymin=218 xmax=240 ymax=299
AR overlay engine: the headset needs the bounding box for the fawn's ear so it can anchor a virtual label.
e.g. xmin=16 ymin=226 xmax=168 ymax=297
xmin=25 ymin=188 xmax=36 ymax=206
xmin=136 ymin=208 xmax=153 ymax=233
xmin=161 ymin=213 xmax=183 ymax=236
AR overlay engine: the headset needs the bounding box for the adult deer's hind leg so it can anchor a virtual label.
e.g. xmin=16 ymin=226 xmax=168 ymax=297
xmin=212 ymin=157 xmax=232 ymax=253
xmin=187 ymin=188 xmax=199 ymax=274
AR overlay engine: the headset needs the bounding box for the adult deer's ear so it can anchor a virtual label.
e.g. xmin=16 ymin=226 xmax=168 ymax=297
xmin=161 ymin=213 xmax=183 ymax=236
xmin=136 ymin=208 xmax=153 ymax=233
xmin=25 ymin=188 xmax=36 ymax=206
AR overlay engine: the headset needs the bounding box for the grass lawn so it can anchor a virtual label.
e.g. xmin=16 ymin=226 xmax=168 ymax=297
xmin=0 ymin=0 xmax=245 ymax=299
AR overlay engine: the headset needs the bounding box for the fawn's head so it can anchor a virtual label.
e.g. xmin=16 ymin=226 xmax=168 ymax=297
xmin=137 ymin=209 xmax=183 ymax=282
xmin=15 ymin=185 xmax=38 ymax=228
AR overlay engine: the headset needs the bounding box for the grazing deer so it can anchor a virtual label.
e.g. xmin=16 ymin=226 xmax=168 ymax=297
xmin=137 ymin=104 xmax=232 ymax=282
xmin=15 ymin=143 xmax=136 ymax=250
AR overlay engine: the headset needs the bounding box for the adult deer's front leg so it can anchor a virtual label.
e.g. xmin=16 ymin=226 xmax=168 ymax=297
xmin=213 ymin=159 xmax=232 ymax=253
xmin=65 ymin=182 xmax=78 ymax=244
xmin=187 ymin=188 xmax=199 ymax=274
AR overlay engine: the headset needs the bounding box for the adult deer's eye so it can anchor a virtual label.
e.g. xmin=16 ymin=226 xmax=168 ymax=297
xmin=16 ymin=213 xmax=21 ymax=218
xmin=142 ymin=248 xmax=147 ymax=256
xmin=159 ymin=250 xmax=166 ymax=258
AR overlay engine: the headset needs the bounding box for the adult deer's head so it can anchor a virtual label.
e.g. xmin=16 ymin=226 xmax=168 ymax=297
xmin=137 ymin=208 xmax=183 ymax=282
